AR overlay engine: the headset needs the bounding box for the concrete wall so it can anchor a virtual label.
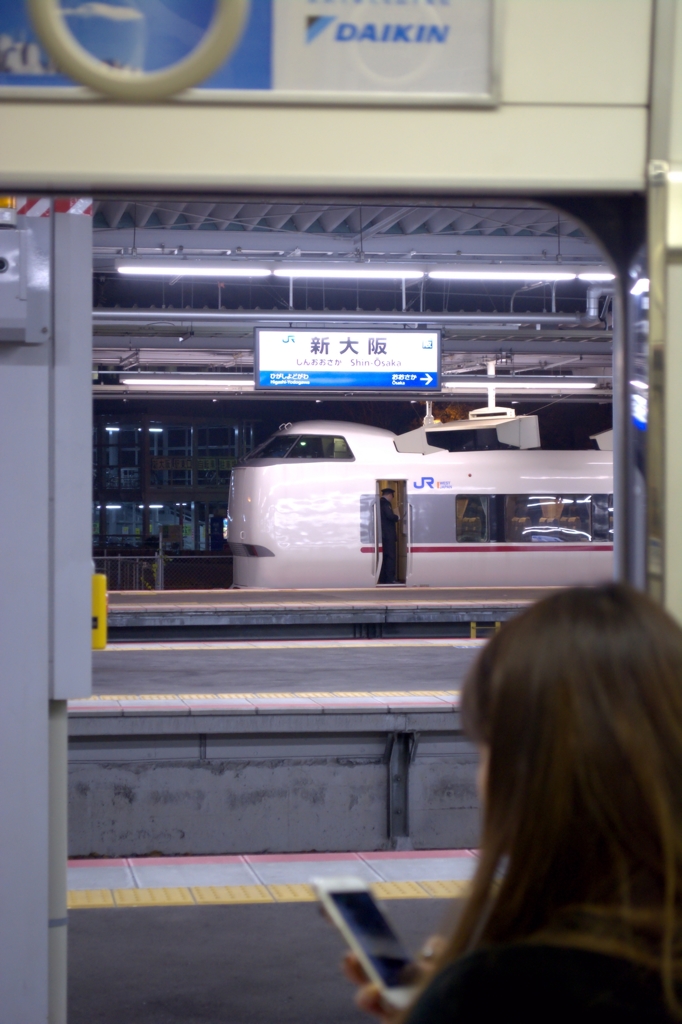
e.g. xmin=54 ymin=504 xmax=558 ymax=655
xmin=68 ymin=711 xmax=479 ymax=856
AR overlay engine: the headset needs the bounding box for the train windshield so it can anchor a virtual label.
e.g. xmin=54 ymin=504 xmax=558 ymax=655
xmin=245 ymin=434 xmax=354 ymax=460
xmin=286 ymin=436 xmax=354 ymax=459
xmin=246 ymin=434 xmax=300 ymax=459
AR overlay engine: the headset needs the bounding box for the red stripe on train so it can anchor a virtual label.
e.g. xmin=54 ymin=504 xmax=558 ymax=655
xmin=360 ymin=545 xmax=614 ymax=554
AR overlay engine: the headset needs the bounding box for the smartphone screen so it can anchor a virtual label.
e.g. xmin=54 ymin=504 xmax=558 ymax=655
xmin=330 ymin=890 xmax=413 ymax=988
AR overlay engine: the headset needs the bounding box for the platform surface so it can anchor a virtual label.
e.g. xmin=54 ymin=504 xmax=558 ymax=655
xmin=108 ymin=585 xmax=554 ymax=610
xmin=69 ymin=897 xmax=451 ymax=1024
xmin=93 ymin=637 xmax=483 ymax=695
xmin=67 ymin=848 xmax=476 ymax=905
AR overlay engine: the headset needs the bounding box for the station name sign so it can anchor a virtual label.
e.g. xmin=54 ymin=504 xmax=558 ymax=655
xmin=256 ymin=329 xmax=440 ymax=391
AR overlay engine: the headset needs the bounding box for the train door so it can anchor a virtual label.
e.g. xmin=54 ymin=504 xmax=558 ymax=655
xmin=376 ymin=479 xmax=408 ymax=586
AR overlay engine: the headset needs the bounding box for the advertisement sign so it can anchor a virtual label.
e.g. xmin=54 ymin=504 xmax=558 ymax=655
xmin=256 ymin=329 xmax=440 ymax=391
xmin=0 ymin=0 xmax=497 ymax=105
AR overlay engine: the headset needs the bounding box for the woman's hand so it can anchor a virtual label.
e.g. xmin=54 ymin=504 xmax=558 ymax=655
xmin=342 ymin=936 xmax=445 ymax=1022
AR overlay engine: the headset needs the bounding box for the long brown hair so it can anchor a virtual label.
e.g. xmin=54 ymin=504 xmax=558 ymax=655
xmin=441 ymin=584 xmax=682 ymax=1011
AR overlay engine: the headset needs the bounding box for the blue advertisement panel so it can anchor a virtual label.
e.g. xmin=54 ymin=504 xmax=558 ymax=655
xmin=256 ymin=329 xmax=440 ymax=391
xmin=0 ymin=0 xmax=495 ymax=103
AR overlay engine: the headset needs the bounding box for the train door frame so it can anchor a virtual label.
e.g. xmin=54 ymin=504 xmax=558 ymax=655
xmin=376 ymin=479 xmax=408 ymax=586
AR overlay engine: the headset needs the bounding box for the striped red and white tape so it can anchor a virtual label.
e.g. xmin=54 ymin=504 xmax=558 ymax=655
xmin=16 ymin=197 xmax=93 ymax=217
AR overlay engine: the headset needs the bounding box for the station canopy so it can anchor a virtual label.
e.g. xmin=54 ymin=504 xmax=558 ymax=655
xmin=92 ymin=197 xmax=613 ymax=403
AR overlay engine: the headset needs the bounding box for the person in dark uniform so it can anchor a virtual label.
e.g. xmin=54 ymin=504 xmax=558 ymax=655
xmin=379 ymin=487 xmax=400 ymax=584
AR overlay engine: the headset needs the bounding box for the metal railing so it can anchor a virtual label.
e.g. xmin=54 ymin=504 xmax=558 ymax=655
xmin=94 ymin=555 xmax=233 ymax=591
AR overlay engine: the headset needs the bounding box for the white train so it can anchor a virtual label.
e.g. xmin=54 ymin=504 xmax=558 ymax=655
xmin=227 ymin=416 xmax=613 ymax=589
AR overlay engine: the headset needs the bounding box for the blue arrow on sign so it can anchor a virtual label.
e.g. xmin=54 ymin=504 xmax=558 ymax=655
xmin=420 ymin=374 xmax=434 ymax=385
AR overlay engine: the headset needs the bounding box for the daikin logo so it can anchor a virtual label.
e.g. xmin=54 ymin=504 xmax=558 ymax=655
xmin=306 ymin=15 xmax=336 ymax=43
xmin=306 ymin=16 xmax=450 ymax=44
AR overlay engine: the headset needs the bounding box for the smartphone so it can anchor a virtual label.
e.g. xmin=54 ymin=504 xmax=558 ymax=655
xmin=314 ymin=876 xmax=418 ymax=1009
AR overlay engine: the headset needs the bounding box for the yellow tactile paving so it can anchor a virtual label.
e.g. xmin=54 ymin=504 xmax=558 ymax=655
xmin=252 ymin=693 xmax=300 ymax=699
xmin=331 ymin=692 xmax=382 ymax=698
xmin=68 ymin=889 xmax=115 ymax=909
xmin=371 ymin=881 xmax=430 ymax=900
xmin=420 ymin=880 xmax=471 ymax=899
xmin=113 ymin=887 xmax=195 ymax=907
xmin=69 ymin=879 xmax=468 ymax=908
xmin=192 ymin=885 xmax=273 ymax=904
xmin=269 ymin=884 xmax=317 ymax=902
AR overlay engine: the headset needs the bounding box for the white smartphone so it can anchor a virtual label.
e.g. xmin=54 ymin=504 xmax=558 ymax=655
xmin=313 ymin=876 xmax=418 ymax=1010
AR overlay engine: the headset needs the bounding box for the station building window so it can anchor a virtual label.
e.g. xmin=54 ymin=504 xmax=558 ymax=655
xmin=101 ymin=502 xmax=144 ymax=547
xmin=93 ymin=414 xmax=256 ymax=553
xmin=94 ymin=423 xmax=142 ymax=491
xmin=150 ymin=426 xmax=193 ymax=487
xmin=196 ymin=425 xmax=242 ymax=486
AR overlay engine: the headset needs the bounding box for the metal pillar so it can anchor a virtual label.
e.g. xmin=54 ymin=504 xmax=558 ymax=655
xmin=386 ymin=732 xmax=418 ymax=849
xmin=0 ymin=198 xmax=92 ymax=1023
xmin=645 ymin=0 xmax=682 ymax=617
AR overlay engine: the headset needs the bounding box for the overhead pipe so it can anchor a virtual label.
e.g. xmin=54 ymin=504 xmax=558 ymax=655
xmin=93 ymin=309 xmax=584 ymax=328
xmin=582 ymin=284 xmax=615 ymax=327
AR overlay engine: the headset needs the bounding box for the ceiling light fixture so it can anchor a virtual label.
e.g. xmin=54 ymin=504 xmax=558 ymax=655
xmin=442 ymin=379 xmax=597 ymax=390
xmin=578 ymin=273 xmax=616 ymax=282
xmin=429 ymin=270 xmax=577 ymax=282
xmin=116 ymin=259 xmax=271 ymax=278
xmin=273 ymin=268 xmax=424 ymax=280
xmin=121 ymin=376 xmax=255 ymax=389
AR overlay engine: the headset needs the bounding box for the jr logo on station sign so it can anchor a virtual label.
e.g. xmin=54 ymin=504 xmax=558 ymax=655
xmin=256 ymin=330 xmax=440 ymax=391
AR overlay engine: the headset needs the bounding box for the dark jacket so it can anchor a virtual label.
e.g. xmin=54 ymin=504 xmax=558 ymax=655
xmin=406 ymin=945 xmax=673 ymax=1024
xmin=380 ymin=497 xmax=399 ymax=545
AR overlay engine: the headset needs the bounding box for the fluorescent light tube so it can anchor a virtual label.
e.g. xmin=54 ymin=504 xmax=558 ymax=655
xmin=116 ymin=259 xmax=271 ymax=278
xmin=429 ymin=270 xmax=577 ymax=281
xmin=630 ymin=278 xmax=650 ymax=295
xmin=443 ymin=379 xmax=597 ymax=390
xmin=273 ymin=268 xmax=424 ymax=280
xmin=121 ymin=377 xmax=254 ymax=388
xmin=578 ymin=273 xmax=616 ymax=281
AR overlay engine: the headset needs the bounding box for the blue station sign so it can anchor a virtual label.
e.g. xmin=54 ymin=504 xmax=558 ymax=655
xmin=256 ymin=329 xmax=440 ymax=391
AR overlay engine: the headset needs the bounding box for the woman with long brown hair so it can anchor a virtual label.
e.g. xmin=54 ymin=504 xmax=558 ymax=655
xmin=346 ymin=583 xmax=682 ymax=1021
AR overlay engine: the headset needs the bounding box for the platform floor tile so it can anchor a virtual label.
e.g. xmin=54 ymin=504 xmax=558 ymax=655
xmin=129 ymin=862 xmax=259 ymax=889
xmin=371 ymin=881 xmax=430 ymax=899
xmin=67 ymin=889 xmax=115 ymax=909
xmin=361 ymin=856 xmax=476 ymax=883
xmin=269 ymin=883 xmax=317 ymax=902
xmin=420 ymin=880 xmax=471 ymax=898
xmin=245 ymin=857 xmax=381 ymax=885
xmin=192 ymin=885 xmax=273 ymax=904
xmin=113 ymin=887 xmax=195 ymax=907
xmin=67 ymin=865 xmax=135 ymax=891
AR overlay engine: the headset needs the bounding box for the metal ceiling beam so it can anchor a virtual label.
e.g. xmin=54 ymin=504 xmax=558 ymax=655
xmin=92 ymin=228 xmax=603 ymax=262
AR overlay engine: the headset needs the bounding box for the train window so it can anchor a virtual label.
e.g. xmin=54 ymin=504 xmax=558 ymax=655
xmin=456 ymin=495 xmax=489 ymax=542
xmin=246 ymin=434 xmax=300 ymax=459
xmin=285 ymin=435 xmax=354 ymax=460
xmin=592 ymin=494 xmax=614 ymax=540
xmin=505 ymin=494 xmax=593 ymax=542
